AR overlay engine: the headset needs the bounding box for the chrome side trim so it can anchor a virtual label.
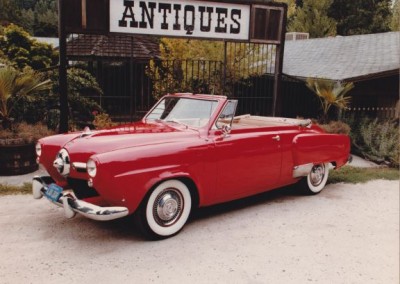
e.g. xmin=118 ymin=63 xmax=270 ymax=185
xmin=32 ymin=176 xmax=129 ymax=221
xmin=293 ymin=163 xmax=314 ymax=178
xmin=72 ymin=162 xmax=87 ymax=170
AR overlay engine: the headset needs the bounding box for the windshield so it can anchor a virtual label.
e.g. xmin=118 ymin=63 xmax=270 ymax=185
xmin=146 ymin=97 xmax=219 ymax=128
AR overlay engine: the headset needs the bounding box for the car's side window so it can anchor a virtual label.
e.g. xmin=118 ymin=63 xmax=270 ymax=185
xmin=215 ymin=100 xmax=238 ymax=129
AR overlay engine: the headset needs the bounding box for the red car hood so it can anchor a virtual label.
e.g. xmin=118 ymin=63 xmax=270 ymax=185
xmin=64 ymin=121 xmax=198 ymax=162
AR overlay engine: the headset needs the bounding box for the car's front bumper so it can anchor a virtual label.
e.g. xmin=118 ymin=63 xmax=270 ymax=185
xmin=32 ymin=176 xmax=129 ymax=221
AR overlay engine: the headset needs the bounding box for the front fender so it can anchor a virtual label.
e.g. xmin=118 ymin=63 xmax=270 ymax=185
xmin=90 ymin=141 xmax=211 ymax=213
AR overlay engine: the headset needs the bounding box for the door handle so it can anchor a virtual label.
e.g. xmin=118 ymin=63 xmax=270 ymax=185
xmin=272 ymin=135 xmax=280 ymax=141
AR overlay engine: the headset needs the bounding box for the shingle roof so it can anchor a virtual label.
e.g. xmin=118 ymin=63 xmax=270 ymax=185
xmin=283 ymin=32 xmax=400 ymax=82
xmin=66 ymin=34 xmax=160 ymax=61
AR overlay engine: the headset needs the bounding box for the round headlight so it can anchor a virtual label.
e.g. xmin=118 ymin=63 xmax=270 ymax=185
xmin=35 ymin=142 xmax=42 ymax=157
xmin=87 ymin=158 xmax=97 ymax=178
xmin=53 ymin=149 xmax=70 ymax=177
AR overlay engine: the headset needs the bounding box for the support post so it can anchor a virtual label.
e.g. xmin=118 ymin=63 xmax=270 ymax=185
xmin=58 ymin=0 xmax=69 ymax=133
xmin=272 ymin=7 xmax=287 ymax=117
xmin=223 ymin=40 xmax=227 ymax=96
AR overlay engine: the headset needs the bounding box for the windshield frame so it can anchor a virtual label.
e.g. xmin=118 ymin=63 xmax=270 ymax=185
xmin=144 ymin=95 xmax=221 ymax=129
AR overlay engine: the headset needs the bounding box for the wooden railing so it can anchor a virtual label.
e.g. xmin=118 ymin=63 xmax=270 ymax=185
xmin=343 ymin=106 xmax=398 ymax=120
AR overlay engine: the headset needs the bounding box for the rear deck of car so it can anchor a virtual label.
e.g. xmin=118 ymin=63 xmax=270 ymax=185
xmin=231 ymin=115 xmax=311 ymax=129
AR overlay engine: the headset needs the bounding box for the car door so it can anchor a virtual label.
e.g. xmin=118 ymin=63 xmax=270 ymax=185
xmin=210 ymin=101 xmax=282 ymax=201
xmin=212 ymin=128 xmax=282 ymax=201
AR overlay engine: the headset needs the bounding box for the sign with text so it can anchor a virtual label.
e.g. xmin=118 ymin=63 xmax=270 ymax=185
xmin=110 ymin=0 xmax=250 ymax=40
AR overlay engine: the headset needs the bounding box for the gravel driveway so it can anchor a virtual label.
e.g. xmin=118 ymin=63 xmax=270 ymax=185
xmin=0 ymin=180 xmax=398 ymax=284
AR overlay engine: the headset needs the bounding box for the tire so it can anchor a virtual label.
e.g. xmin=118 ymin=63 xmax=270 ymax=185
xmin=134 ymin=180 xmax=192 ymax=240
xmin=299 ymin=163 xmax=329 ymax=195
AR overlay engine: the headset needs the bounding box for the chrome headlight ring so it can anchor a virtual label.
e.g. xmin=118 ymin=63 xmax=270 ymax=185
xmin=86 ymin=158 xmax=97 ymax=178
xmin=35 ymin=142 xmax=42 ymax=157
xmin=53 ymin=148 xmax=70 ymax=177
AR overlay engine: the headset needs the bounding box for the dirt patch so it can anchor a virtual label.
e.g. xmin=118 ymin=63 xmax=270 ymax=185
xmin=0 ymin=180 xmax=398 ymax=283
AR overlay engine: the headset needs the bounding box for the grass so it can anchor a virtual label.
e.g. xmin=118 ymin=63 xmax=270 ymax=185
xmin=329 ymin=166 xmax=399 ymax=184
xmin=0 ymin=183 xmax=33 ymax=196
xmin=0 ymin=167 xmax=398 ymax=196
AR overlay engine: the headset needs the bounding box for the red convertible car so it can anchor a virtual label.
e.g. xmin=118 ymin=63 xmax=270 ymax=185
xmin=33 ymin=93 xmax=350 ymax=239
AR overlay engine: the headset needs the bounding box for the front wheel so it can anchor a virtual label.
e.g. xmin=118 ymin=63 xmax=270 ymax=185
xmin=299 ymin=163 xmax=329 ymax=195
xmin=134 ymin=180 xmax=192 ymax=240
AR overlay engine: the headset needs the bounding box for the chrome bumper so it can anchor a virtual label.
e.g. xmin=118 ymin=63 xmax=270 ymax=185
xmin=32 ymin=176 xmax=129 ymax=221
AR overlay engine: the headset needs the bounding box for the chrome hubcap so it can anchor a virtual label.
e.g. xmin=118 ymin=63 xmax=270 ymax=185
xmin=153 ymin=189 xmax=183 ymax=227
xmin=310 ymin=164 xmax=325 ymax=186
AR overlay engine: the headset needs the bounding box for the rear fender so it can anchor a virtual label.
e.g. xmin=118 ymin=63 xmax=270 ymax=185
xmin=292 ymin=133 xmax=350 ymax=170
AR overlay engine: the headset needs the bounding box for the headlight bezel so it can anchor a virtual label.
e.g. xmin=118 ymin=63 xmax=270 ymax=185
xmin=35 ymin=142 xmax=42 ymax=157
xmin=87 ymin=158 xmax=97 ymax=178
xmin=54 ymin=148 xmax=71 ymax=177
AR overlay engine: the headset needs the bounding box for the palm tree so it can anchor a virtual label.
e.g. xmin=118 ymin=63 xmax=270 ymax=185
xmin=0 ymin=67 xmax=52 ymax=130
xmin=306 ymin=78 xmax=354 ymax=123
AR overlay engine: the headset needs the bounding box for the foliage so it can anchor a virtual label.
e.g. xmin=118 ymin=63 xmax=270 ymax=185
xmin=147 ymin=39 xmax=272 ymax=98
xmin=288 ymin=0 xmax=336 ymax=38
xmin=7 ymin=67 xmax=104 ymax=131
xmin=318 ymin=120 xmax=350 ymax=135
xmin=344 ymin=116 xmax=399 ymax=168
xmin=392 ymin=0 xmax=400 ymax=31
xmin=0 ymin=182 xmax=32 ymax=196
xmin=274 ymin=0 xmax=297 ymax=25
xmin=93 ymin=113 xmax=116 ymax=129
xmin=0 ymin=122 xmax=54 ymax=144
xmin=0 ymin=0 xmax=58 ymax=37
xmin=328 ymin=166 xmax=399 ymax=184
xmin=32 ymin=0 xmax=58 ymax=37
xmin=0 ymin=24 xmax=58 ymax=70
xmin=328 ymin=0 xmax=392 ymax=36
xmin=0 ymin=66 xmax=52 ymax=130
xmin=47 ymin=68 xmax=104 ymax=129
xmin=306 ymin=78 xmax=353 ymax=123
xmin=0 ymin=0 xmax=21 ymax=26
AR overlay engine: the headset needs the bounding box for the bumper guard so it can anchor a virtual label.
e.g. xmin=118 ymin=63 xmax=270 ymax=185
xmin=32 ymin=176 xmax=129 ymax=221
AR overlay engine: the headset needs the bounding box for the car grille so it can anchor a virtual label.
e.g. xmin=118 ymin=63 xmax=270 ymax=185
xmin=67 ymin=177 xmax=99 ymax=199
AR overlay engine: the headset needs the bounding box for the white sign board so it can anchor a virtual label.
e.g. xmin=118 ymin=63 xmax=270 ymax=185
xmin=110 ymin=0 xmax=250 ymax=40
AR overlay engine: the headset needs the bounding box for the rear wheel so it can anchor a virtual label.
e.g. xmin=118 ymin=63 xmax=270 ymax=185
xmin=134 ymin=180 xmax=192 ymax=240
xmin=299 ymin=163 xmax=329 ymax=195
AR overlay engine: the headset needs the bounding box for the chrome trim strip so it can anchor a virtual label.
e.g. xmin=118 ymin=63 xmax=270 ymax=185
xmin=293 ymin=163 xmax=314 ymax=178
xmin=72 ymin=162 xmax=87 ymax=169
xmin=32 ymin=176 xmax=129 ymax=221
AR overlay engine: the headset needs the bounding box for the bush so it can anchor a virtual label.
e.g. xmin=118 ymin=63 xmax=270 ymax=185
xmin=93 ymin=113 xmax=116 ymax=129
xmin=345 ymin=117 xmax=399 ymax=168
xmin=0 ymin=122 xmax=54 ymax=145
xmin=10 ymin=67 xmax=105 ymax=130
xmin=318 ymin=120 xmax=351 ymax=135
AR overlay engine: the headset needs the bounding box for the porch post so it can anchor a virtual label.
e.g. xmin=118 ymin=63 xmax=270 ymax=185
xmin=58 ymin=0 xmax=69 ymax=133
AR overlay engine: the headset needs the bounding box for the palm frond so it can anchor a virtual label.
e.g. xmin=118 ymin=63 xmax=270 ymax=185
xmin=306 ymin=77 xmax=354 ymax=118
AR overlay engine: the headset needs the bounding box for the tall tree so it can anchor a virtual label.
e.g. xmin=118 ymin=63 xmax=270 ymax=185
xmin=275 ymin=0 xmax=297 ymax=25
xmin=288 ymin=0 xmax=336 ymax=38
xmin=391 ymin=0 xmax=400 ymax=31
xmin=329 ymin=0 xmax=392 ymax=35
xmin=0 ymin=0 xmax=22 ymax=26
xmin=33 ymin=0 xmax=58 ymax=37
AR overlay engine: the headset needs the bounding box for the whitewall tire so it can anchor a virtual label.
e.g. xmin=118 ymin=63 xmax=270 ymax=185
xmin=135 ymin=180 xmax=192 ymax=239
xmin=300 ymin=163 xmax=329 ymax=195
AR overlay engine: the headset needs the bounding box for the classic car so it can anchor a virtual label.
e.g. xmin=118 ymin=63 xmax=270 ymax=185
xmin=33 ymin=93 xmax=350 ymax=239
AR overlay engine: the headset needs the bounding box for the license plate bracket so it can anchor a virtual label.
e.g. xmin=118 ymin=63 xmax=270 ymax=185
xmin=45 ymin=183 xmax=63 ymax=202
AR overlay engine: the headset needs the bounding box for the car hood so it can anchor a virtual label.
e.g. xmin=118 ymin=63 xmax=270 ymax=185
xmin=64 ymin=121 xmax=198 ymax=162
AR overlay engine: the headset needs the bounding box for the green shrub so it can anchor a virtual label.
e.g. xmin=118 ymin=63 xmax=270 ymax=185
xmin=345 ymin=117 xmax=399 ymax=167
